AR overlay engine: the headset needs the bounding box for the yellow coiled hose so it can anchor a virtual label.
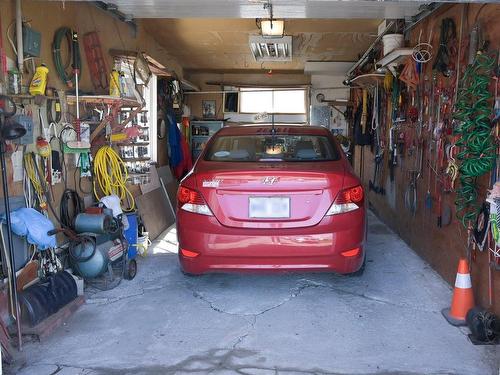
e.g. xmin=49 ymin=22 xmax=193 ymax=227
xmin=93 ymin=146 xmax=135 ymax=210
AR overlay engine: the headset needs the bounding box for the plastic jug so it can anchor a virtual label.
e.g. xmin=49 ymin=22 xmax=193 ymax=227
xmin=109 ymin=69 xmax=121 ymax=97
xmin=29 ymin=64 xmax=49 ymax=96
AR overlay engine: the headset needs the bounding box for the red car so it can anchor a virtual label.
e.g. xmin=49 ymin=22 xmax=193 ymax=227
xmin=176 ymin=124 xmax=366 ymax=275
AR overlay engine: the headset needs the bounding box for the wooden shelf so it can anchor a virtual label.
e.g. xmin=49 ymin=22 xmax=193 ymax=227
xmin=319 ymin=99 xmax=353 ymax=107
xmin=117 ymin=142 xmax=150 ymax=146
xmin=10 ymin=94 xmax=50 ymax=100
xmin=122 ymin=157 xmax=151 ymax=162
xmin=66 ymin=95 xmax=141 ymax=107
xmin=121 ymin=109 xmax=148 ymax=113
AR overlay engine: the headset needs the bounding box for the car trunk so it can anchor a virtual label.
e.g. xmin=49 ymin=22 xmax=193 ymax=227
xmin=195 ymin=161 xmax=345 ymax=229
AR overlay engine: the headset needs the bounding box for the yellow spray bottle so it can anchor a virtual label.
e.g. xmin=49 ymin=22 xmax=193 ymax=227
xmin=29 ymin=64 xmax=49 ymax=96
xmin=109 ymin=69 xmax=121 ymax=97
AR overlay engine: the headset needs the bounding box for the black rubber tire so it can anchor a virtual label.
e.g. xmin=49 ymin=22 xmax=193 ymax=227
xmin=181 ymin=268 xmax=201 ymax=277
xmin=125 ymin=259 xmax=137 ymax=280
xmin=345 ymin=256 xmax=366 ymax=277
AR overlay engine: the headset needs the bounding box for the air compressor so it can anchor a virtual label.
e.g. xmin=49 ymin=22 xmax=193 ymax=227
xmin=53 ymin=208 xmax=137 ymax=281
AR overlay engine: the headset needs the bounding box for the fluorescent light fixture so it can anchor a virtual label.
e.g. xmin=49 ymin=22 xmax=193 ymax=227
xmin=260 ymin=19 xmax=284 ymax=37
xmin=249 ymin=35 xmax=292 ymax=62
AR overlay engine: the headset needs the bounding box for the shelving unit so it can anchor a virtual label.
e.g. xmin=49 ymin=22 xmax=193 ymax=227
xmin=191 ymin=121 xmax=224 ymax=159
xmin=118 ymin=107 xmax=151 ymax=181
xmin=64 ymin=94 xmax=151 ymax=184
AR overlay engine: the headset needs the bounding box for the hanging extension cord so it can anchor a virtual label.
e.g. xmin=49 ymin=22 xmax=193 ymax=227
xmin=453 ymin=51 xmax=497 ymax=227
xmin=93 ymin=146 xmax=135 ymax=210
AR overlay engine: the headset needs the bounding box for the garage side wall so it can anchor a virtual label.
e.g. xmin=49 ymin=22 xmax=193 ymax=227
xmin=355 ymin=3 xmax=500 ymax=315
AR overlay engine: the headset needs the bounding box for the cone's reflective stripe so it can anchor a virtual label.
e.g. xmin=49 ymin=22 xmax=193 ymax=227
xmin=455 ymin=273 xmax=472 ymax=289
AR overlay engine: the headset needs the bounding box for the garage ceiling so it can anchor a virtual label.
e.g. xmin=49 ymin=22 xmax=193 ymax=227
xmin=144 ymin=18 xmax=380 ymax=72
xmin=84 ymin=0 xmax=431 ymax=73
xmin=87 ymin=0 xmax=425 ymax=19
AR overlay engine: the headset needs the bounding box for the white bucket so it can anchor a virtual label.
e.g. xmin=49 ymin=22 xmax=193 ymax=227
xmin=382 ymin=34 xmax=404 ymax=56
xmin=136 ymin=233 xmax=151 ymax=256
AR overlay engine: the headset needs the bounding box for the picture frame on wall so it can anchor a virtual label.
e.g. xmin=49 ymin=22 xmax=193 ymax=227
xmin=202 ymin=100 xmax=217 ymax=119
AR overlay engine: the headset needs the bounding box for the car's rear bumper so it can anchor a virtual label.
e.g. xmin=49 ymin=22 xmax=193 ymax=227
xmin=177 ymin=209 xmax=366 ymax=275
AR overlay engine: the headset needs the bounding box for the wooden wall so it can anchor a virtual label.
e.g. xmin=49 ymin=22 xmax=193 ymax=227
xmin=355 ymin=3 xmax=500 ymax=314
xmin=0 ymin=0 xmax=182 ymax=203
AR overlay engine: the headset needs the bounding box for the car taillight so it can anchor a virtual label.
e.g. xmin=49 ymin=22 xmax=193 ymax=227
xmin=326 ymin=185 xmax=364 ymax=216
xmin=177 ymin=186 xmax=213 ymax=216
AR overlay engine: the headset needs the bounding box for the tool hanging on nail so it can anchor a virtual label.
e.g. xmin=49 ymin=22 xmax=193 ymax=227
xmin=66 ymin=30 xmax=90 ymax=152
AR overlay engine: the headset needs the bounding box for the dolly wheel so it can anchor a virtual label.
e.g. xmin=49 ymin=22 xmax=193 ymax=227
xmin=125 ymin=259 xmax=137 ymax=280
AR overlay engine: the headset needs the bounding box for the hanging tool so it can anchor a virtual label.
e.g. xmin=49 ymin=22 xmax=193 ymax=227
xmin=360 ymin=89 xmax=368 ymax=134
xmin=425 ymin=138 xmax=433 ymax=210
xmin=66 ymin=30 xmax=90 ymax=151
xmin=433 ymin=18 xmax=457 ymax=76
xmin=445 ymin=144 xmax=459 ymax=190
xmin=400 ymin=57 xmax=419 ymax=90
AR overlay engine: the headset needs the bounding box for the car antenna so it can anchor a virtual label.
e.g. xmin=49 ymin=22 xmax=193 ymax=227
xmin=271 ymin=113 xmax=276 ymax=151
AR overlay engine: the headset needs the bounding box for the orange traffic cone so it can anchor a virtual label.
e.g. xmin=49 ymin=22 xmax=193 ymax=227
xmin=442 ymin=258 xmax=475 ymax=326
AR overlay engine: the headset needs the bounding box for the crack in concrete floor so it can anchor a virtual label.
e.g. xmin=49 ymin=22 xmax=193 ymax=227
xmin=33 ymin=357 xmax=449 ymax=375
xmin=185 ymin=275 xmax=445 ymax=365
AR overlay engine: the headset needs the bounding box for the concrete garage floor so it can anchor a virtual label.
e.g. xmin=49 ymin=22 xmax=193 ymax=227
xmin=12 ymin=212 xmax=500 ymax=375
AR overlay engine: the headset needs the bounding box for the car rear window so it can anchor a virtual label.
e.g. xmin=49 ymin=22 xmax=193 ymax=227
xmin=204 ymin=134 xmax=340 ymax=162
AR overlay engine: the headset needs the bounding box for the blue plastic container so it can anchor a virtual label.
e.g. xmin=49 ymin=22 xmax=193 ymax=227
xmin=123 ymin=212 xmax=138 ymax=259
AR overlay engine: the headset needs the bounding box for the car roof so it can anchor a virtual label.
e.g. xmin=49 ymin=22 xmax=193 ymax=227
xmin=218 ymin=124 xmax=331 ymax=136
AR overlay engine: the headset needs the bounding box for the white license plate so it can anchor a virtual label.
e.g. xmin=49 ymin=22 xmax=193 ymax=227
xmin=249 ymin=197 xmax=290 ymax=218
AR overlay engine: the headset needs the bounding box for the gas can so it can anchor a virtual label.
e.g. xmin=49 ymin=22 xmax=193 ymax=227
xmin=109 ymin=69 xmax=121 ymax=97
xmin=29 ymin=64 xmax=49 ymax=96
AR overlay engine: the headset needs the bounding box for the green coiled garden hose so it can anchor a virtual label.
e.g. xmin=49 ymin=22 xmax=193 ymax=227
xmin=52 ymin=27 xmax=82 ymax=87
xmin=453 ymin=51 xmax=497 ymax=227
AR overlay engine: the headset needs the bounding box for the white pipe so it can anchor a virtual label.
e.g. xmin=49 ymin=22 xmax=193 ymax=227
xmin=15 ymin=0 xmax=23 ymax=70
xmin=184 ymin=87 xmax=314 ymax=95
